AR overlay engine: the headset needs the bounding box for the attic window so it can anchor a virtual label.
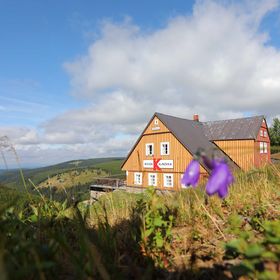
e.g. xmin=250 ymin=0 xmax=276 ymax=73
xmin=146 ymin=143 xmax=154 ymax=156
xmin=161 ymin=142 xmax=170 ymax=155
xmin=264 ymin=131 xmax=267 ymax=137
xmin=154 ymin=119 xmax=159 ymax=125
xmin=260 ymin=130 xmax=263 ymax=137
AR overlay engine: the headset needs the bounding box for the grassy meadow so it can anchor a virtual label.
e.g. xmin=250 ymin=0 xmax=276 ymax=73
xmin=37 ymin=168 xmax=108 ymax=190
xmin=271 ymin=152 xmax=280 ymax=161
xmin=271 ymin=146 xmax=280 ymax=154
xmin=0 ymin=158 xmax=125 ymax=203
xmin=0 ymin=157 xmax=125 ymax=189
xmin=0 ymin=162 xmax=280 ymax=279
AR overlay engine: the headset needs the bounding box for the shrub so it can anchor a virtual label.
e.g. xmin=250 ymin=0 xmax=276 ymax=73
xmin=225 ymin=219 xmax=280 ymax=279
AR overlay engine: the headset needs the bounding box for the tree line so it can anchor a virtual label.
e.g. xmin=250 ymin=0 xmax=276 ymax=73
xmin=269 ymin=117 xmax=280 ymax=146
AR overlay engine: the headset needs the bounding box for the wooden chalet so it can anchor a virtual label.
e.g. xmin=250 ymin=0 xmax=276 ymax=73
xmin=121 ymin=113 xmax=271 ymax=190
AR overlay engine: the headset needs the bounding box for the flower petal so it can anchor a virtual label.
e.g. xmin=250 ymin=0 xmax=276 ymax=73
xmin=217 ymin=184 xmax=228 ymax=198
xmin=206 ymin=163 xmax=228 ymax=196
xmin=181 ymin=160 xmax=200 ymax=187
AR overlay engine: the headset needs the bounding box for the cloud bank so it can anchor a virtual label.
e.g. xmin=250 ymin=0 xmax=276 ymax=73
xmin=1 ymin=0 xmax=280 ymax=167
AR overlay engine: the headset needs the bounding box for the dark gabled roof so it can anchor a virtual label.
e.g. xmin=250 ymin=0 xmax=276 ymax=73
xmin=155 ymin=113 xmax=238 ymax=171
xmin=156 ymin=112 xmax=215 ymax=156
xmin=202 ymin=116 xmax=264 ymax=141
xmin=121 ymin=112 xmax=265 ymax=172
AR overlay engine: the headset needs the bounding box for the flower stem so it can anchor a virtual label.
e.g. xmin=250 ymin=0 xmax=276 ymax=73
xmin=192 ymin=189 xmax=226 ymax=241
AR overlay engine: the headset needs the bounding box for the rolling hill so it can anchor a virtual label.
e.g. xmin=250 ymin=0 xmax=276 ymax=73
xmin=0 ymin=157 xmax=125 ymax=190
xmin=271 ymin=152 xmax=280 ymax=160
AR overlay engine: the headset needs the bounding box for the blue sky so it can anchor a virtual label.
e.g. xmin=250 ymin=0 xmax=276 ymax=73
xmin=0 ymin=0 xmax=280 ymax=167
xmin=0 ymin=0 xmax=196 ymax=127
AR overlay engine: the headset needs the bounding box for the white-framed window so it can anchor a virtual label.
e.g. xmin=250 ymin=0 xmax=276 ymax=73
xmin=160 ymin=142 xmax=170 ymax=155
xmin=148 ymin=173 xmax=157 ymax=186
xmin=264 ymin=131 xmax=267 ymax=137
xmin=260 ymin=130 xmax=263 ymax=137
xmin=145 ymin=143 xmax=154 ymax=156
xmin=260 ymin=142 xmax=264 ymax=154
xmin=163 ymin=173 xmax=173 ymax=188
xmin=154 ymin=118 xmax=159 ymax=125
xmin=264 ymin=142 xmax=268 ymax=154
xmin=134 ymin=172 xmax=142 ymax=185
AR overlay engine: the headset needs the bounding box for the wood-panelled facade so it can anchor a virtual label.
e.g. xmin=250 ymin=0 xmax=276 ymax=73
xmin=214 ymin=121 xmax=270 ymax=171
xmin=122 ymin=116 xmax=207 ymax=190
xmin=214 ymin=140 xmax=255 ymax=171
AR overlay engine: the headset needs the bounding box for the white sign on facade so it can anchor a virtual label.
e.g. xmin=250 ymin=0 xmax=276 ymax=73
xmin=143 ymin=159 xmax=173 ymax=169
xmin=143 ymin=160 xmax=154 ymax=168
xmin=158 ymin=160 xmax=173 ymax=168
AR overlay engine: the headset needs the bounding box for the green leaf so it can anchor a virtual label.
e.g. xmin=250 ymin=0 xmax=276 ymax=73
xmin=265 ymin=236 xmax=280 ymax=244
xmin=258 ymin=270 xmax=278 ymax=280
xmin=18 ymin=211 xmax=23 ymax=220
xmin=29 ymin=214 xmax=38 ymax=222
xmin=62 ymin=199 xmax=67 ymax=210
xmin=154 ymin=217 xmax=163 ymax=227
xmin=155 ymin=235 xmax=164 ymax=248
xmin=226 ymin=238 xmax=248 ymax=254
xmin=231 ymin=262 xmax=254 ymax=277
xmin=261 ymin=251 xmax=278 ymax=261
xmin=244 ymin=244 xmax=265 ymax=258
xmin=30 ymin=205 xmax=38 ymax=216
xmin=144 ymin=228 xmax=153 ymax=238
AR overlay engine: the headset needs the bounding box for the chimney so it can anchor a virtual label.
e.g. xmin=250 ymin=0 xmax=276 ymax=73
xmin=193 ymin=114 xmax=199 ymax=122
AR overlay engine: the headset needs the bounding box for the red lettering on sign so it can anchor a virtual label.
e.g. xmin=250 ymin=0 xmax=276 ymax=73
xmin=153 ymin=158 xmax=161 ymax=171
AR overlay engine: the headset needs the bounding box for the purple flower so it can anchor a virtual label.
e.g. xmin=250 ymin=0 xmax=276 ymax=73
xmin=206 ymin=161 xmax=234 ymax=199
xmin=201 ymin=155 xmax=214 ymax=170
xmin=181 ymin=160 xmax=200 ymax=187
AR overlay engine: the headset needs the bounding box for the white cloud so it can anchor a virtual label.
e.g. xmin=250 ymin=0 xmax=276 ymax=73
xmin=64 ymin=0 xmax=280 ymax=116
xmin=1 ymin=0 xmax=280 ymax=167
xmin=0 ymin=127 xmax=39 ymax=145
